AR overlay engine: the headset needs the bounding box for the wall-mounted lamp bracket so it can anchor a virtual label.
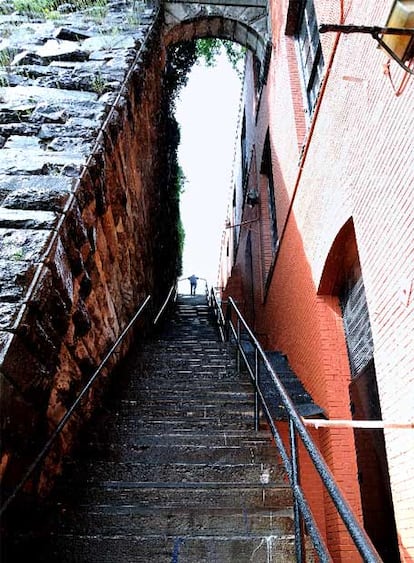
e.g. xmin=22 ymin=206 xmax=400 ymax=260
xmin=225 ymin=217 xmax=259 ymax=229
xmin=319 ymin=24 xmax=414 ymax=74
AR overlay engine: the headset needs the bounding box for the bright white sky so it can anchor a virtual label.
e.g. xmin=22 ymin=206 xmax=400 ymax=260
xmin=175 ymin=51 xmax=242 ymax=294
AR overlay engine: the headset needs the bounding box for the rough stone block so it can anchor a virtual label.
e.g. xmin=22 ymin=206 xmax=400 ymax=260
xmin=0 ymin=208 xmax=58 ymax=230
xmin=0 ymin=303 xmax=21 ymax=330
xmin=3 ymin=135 xmax=42 ymax=151
xmin=0 ymin=259 xmax=36 ymax=303
xmin=82 ymin=34 xmax=136 ymax=52
xmin=54 ymin=27 xmax=93 ymax=42
xmin=28 ymin=264 xmax=73 ymax=341
xmin=0 ymin=104 xmax=37 ymax=125
xmin=46 ymin=136 xmax=93 ymax=155
xmin=68 ymin=200 xmax=90 ymax=243
xmin=72 ymin=298 xmax=92 ymax=338
xmin=38 ymin=119 xmax=97 ymax=140
xmin=1 ymin=85 xmax=97 ymax=107
xmin=0 ymin=228 xmax=53 ymax=261
xmin=36 ymin=39 xmax=90 ymax=62
xmin=0 ymin=330 xmax=51 ymax=394
xmin=1 ymin=175 xmax=74 ymax=212
xmin=0 ymin=148 xmax=85 ymax=175
xmin=0 ymin=123 xmax=41 ymax=137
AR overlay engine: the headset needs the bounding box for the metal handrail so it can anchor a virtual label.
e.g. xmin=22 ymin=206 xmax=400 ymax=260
xmin=209 ymin=287 xmax=226 ymax=341
xmin=153 ymin=284 xmax=177 ymax=326
xmin=210 ymin=289 xmax=382 ymax=563
xmin=204 ymin=280 xmax=210 ymax=302
xmin=0 ymin=295 xmax=152 ymax=517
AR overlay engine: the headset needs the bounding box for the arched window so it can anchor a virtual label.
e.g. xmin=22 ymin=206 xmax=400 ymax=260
xmin=319 ymin=218 xmax=399 ymax=562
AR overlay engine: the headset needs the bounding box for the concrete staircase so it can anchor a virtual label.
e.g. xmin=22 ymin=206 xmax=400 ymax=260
xmin=3 ymin=294 xmax=296 ymax=562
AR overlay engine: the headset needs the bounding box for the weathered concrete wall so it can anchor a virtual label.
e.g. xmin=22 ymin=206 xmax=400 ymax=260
xmin=0 ymin=1 xmax=180 ymax=501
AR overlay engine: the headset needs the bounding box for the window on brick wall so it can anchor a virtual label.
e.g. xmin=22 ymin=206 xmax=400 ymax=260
xmin=261 ymin=133 xmax=278 ymax=254
xmin=295 ymin=0 xmax=324 ymax=115
xmin=241 ymin=112 xmax=247 ymax=189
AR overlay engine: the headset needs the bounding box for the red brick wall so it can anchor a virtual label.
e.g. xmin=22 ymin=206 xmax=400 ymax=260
xmin=222 ymin=0 xmax=414 ymax=559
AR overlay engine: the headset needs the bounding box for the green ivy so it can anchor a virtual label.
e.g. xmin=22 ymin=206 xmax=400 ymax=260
xmin=176 ymin=165 xmax=186 ymax=263
xmin=159 ymin=43 xmax=197 ymax=278
xmin=196 ymin=38 xmax=245 ymax=77
xmin=162 ymin=39 xmax=244 ymax=278
xmin=164 ymin=41 xmax=198 ymax=109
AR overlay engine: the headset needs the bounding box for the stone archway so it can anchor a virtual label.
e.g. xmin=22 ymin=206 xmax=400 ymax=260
xmin=162 ymin=0 xmax=271 ymax=84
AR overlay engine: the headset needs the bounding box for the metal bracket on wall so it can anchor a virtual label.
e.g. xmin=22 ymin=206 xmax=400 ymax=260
xmin=319 ymin=24 xmax=414 ymax=74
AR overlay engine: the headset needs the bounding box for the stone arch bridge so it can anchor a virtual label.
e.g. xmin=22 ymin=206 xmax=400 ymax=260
xmin=0 ymin=0 xmax=270 ymax=513
xmin=164 ymin=0 xmax=271 ymax=83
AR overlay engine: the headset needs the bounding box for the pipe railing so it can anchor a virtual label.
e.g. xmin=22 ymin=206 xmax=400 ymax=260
xmin=210 ymin=288 xmax=383 ymax=563
xmin=209 ymin=288 xmax=226 ymax=342
xmin=153 ymin=284 xmax=177 ymax=326
xmin=1 ymin=286 xmax=177 ymax=517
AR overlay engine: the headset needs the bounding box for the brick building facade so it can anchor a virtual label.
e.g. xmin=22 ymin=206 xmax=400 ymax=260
xmin=219 ymin=1 xmax=414 ymax=560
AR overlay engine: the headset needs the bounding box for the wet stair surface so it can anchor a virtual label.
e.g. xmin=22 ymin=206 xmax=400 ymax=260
xmin=4 ymin=295 xmax=296 ymax=562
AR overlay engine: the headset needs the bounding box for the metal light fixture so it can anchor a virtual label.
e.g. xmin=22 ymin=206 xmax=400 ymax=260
xmin=382 ymin=0 xmax=414 ymax=62
xmin=319 ymin=1 xmax=414 ymax=74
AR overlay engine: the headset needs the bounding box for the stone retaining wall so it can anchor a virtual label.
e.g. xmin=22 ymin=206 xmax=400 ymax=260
xmin=0 ymin=1 xmax=178 ymax=501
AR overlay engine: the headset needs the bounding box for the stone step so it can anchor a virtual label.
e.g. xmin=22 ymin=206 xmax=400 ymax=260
xmin=114 ymin=392 xmax=255 ymax=403
xmin=118 ymin=377 xmax=249 ymax=389
xmin=110 ymin=403 xmax=257 ymax=418
xmin=84 ymin=418 xmax=263 ymax=437
xmin=75 ymin=442 xmax=279 ymax=464
xmin=140 ymin=344 xmax=233 ymax=353
xmin=62 ymin=460 xmax=286 ymax=485
xmin=109 ymin=406 xmax=256 ymax=419
xmin=144 ymin=351 xmax=232 ymax=360
xmin=116 ymin=379 xmax=250 ymax=391
xmin=89 ymin=406 xmax=259 ymax=424
xmin=117 ymin=390 xmax=256 ymax=402
xmin=81 ymin=429 xmax=272 ymax=447
xmin=38 ymin=506 xmax=294 ymax=538
xmin=56 ymin=482 xmax=293 ymax=510
xmin=136 ymin=357 xmax=236 ymax=369
xmin=5 ymin=533 xmax=296 ymax=563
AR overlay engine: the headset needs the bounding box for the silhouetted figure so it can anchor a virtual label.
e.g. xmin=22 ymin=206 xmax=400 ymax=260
xmin=188 ymin=274 xmax=199 ymax=295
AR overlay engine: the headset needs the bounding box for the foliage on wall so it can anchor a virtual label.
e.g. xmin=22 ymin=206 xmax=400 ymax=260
xmin=196 ymin=38 xmax=245 ymax=77
xmin=160 ymin=42 xmax=198 ymax=277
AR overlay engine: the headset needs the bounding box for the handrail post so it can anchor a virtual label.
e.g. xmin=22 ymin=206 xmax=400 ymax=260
xmin=153 ymin=285 xmax=176 ymax=327
xmin=254 ymin=347 xmax=260 ymax=431
xmin=236 ymin=317 xmax=241 ymax=375
xmin=224 ymin=300 xmax=231 ymax=342
xmin=289 ymin=417 xmax=305 ymax=562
